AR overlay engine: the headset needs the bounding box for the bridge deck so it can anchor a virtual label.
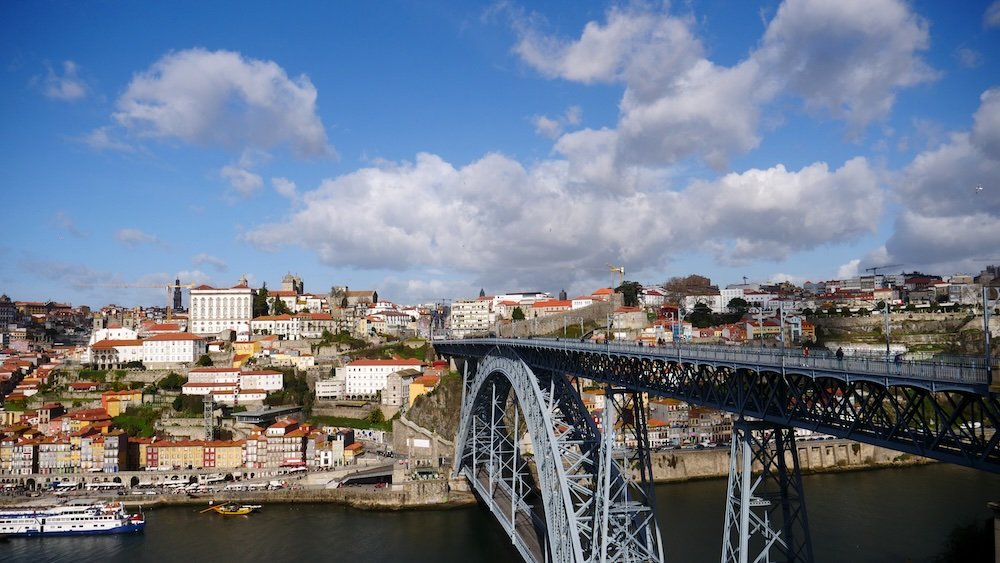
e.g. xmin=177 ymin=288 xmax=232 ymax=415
xmin=438 ymin=338 xmax=991 ymax=393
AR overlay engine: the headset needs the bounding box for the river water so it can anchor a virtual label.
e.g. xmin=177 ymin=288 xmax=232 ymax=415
xmin=6 ymin=464 xmax=999 ymax=563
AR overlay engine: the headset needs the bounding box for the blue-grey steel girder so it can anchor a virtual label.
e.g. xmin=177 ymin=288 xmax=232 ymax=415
xmin=437 ymin=339 xmax=1000 ymax=473
xmin=722 ymin=420 xmax=813 ymax=563
xmin=452 ymin=347 xmax=664 ymax=563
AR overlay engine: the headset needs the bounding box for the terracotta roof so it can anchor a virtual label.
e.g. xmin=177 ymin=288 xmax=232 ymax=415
xmin=413 ymin=375 xmax=440 ymax=387
xmin=91 ymin=339 xmax=143 ymax=349
xmin=190 ymin=367 xmax=240 ymax=373
xmin=145 ymin=332 xmax=206 ymax=341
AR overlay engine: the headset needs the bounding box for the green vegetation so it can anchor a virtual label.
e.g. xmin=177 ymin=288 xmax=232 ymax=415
xmin=271 ymin=298 xmax=291 ymax=315
xmin=355 ymin=341 xmax=429 ymax=361
xmin=196 ymin=354 xmax=213 ymax=367
xmin=172 ymin=394 xmax=204 ymax=416
xmin=615 ymin=280 xmax=643 ymax=307
xmin=158 ymin=372 xmax=186 ymax=390
xmin=79 ymin=369 xmax=108 ymax=382
xmin=308 ymin=414 xmax=392 ymax=432
xmin=263 ymin=369 xmax=313 ymax=414
xmin=113 ymin=405 xmax=160 ymax=437
xmin=123 ymin=361 xmax=145 ymax=370
xmin=367 ymin=408 xmax=385 ymax=425
xmin=253 ymin=283 xmax=270 ymax=318
xmin=512 ymin=307 xmax=525 ymax=321
xmin=4 ymin=399 xmax=26 ymax=411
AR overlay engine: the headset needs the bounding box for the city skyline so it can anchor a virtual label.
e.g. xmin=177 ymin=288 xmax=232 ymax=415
xmin=2 ymin=0 xmax=999 ymax=308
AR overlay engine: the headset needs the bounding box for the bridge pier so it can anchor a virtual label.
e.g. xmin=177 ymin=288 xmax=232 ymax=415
xmin=453 ymin=350 xmax=664 ymax=563
xmin=722 ymin=419 xmax=814 ymax=563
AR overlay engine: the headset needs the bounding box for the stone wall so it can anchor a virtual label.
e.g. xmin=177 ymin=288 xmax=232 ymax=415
xmin=647 ymin=439 xmax=928 ymax=482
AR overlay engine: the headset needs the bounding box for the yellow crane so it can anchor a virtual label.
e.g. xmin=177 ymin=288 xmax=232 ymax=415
xmin=83 ymin=282 xmax=195 ymax=320
xmin=608 ymin=264 xmax=624 ymax=289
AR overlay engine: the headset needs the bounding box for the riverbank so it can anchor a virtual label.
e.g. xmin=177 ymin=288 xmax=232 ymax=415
xmin=648 ymin=438 xmax=932 ymax=483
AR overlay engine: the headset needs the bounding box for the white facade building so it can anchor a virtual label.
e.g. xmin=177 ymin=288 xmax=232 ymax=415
xmin=189 ymin=277 xmax=255 ymax=335
xmin=182 ymin=367 xmax=283 ymax=396
xmin=449 ymin=298 xmax=493 ymax=338
xmin=141 ymin=333 xmax=207 ymax=365
xmin=344 ymin=358 xmax=424 ymax=397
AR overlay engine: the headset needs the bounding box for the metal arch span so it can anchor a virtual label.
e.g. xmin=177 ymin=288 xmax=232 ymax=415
xmin=438 ymin=339 xmax=1000 ymax=473
xmin=453 ymin=347 xmax=664 ymax=563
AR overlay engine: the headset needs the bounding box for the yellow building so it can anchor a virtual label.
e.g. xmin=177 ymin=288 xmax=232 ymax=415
xmin=102 ymin=389 xmax=143 ymax=417
xmin=233 ymin=341 xmax=262 ymax=356
xmin=206 ymin=440 xmax=245 ymax=469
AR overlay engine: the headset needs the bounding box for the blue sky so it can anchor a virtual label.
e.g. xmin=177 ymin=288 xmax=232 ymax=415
xmin=2 ymin=0 xmax=999 ymax=309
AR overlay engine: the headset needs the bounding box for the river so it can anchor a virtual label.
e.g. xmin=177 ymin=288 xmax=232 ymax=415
xmin=6 ymin=464 xmax=999 ymax=562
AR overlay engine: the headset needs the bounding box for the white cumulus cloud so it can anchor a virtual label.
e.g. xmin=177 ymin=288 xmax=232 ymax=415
xmin=512 ymin=0 xmax=935 ymax=170
xmin=243 ymin=151 xmax=882 ymax=292
xmin=41 ymin=60 xmax=87 ymax=101
xmin=272 ymin=177 xmax=298 ymax=200
xmin=191 ymin=253 xmax=228 ymax=272
xmin=885 ymin=88 xmax=1000 ymax=270
xmin=114 ymin=228 xmax=159 ymax=247
xmin=221 ymin=164 xmax=263 ymax=196
xmin=114 ymin=48 xmax=333 ymax=157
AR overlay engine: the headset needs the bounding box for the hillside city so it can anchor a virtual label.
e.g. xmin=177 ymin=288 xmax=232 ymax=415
xmin=1 ymin=265 xmax=998 ymax=491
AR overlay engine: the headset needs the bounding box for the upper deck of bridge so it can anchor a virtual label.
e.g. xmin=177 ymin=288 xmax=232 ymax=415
xmin=434 ymin=337 xmax=993 ymax=395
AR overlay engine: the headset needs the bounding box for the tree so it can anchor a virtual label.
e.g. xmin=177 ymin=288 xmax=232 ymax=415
xmin=253 ymin=283 xmax=270 ymax=318
xmin=727 ymin=297 xmax=749 ymax=316
xmin=662 ymin=275 xmax=713 ymax=301
xmin=615 ymin=280 xmax=643 ymax=307
xmin=801 ymin=307 xmax=814 ymax=317
xmin=271 ymin=298 xmax=291 ymax=315
xmin=367 ymin=408 xmax=385 ymax=425
xmin=158 ymin=372 xmax=186 ymax=390
xmin=512 ymin=307 xmax=526 ymax=321
xmin=196 ymin=354 xmax=213 ymax=367
xmin=689 ymin=302 xmax=713 ymax=328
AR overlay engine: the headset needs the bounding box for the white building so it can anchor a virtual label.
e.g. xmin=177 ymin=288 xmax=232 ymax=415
xmin=82 ymin=325 xmax=139 ymax=364
xmin=189 ymin=277 xmax=255 ymax=336
xmin=449 ymin=298 xmax=493 ymax=338
xmin=251 ymin=314 xmax=299 ymax=339
xmin=141 ymin=333 xmax=208 ymax=365
xmin=240 ymin=370 xmax=284 ymax=392
xmin=344 ymin=358 xmax=424 ymax=397
xmin=315 ymin=376 xmax=345 ymax=401
xmin=182 ymin=367 xmax=283 ymax=396
xmin=188 ymin=367 xmax=240 ymax=384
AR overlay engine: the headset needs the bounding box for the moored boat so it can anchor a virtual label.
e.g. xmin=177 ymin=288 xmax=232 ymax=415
xmin=200 ymin=503 xmax=262 ymax=516
xmin=0 ymin=501 xmax=145 ymax=537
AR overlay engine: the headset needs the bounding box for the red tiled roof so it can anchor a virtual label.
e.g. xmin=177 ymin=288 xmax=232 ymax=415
xmin=91 ymin=339 xmax=143 ymax=349
xmin=145 ymin=332 xmax=206 ymax=341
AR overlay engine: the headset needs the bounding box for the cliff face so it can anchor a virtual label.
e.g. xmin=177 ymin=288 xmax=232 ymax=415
xmin=406 ymin=371 xmax=464 ymax=441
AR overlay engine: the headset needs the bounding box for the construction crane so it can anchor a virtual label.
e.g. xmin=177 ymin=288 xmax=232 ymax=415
xmin=608 ymin=264 xmax=625 ymax=289
xmin=83 ymin=282 xmax=195 ymax=320
xmin=864 ymin=264 xmax=903 ymax=276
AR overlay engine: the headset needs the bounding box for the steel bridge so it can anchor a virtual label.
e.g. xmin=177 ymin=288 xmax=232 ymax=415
xmin=436 ymin=338 xmax=998 ymax=563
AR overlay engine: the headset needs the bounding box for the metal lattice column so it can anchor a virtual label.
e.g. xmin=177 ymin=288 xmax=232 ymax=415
xmin=722 ymin=419 xmax=813 ymax=563
xmin=593 ymin=386 xmax=664 ymax=563
xmin=452 ymin=349 xmax=665 ymax=563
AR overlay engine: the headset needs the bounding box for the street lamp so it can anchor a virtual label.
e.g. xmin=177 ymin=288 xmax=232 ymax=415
xmin=879 ymin=300 xmax=891 ymax=358
xmin=749 ymin=307 xmax=764 ymax=348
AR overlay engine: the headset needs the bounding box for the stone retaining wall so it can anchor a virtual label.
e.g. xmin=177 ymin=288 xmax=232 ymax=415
xmin=648 ymin=439 xmax=928 ymax=482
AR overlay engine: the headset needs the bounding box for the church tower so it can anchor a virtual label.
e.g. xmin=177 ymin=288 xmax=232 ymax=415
xmin=173 ymin=278 xmax=183 ymax=312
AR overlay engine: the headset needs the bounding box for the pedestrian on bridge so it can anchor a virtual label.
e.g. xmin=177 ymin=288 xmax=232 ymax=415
xmin=836 ymin=347 xmax=844 ymax=361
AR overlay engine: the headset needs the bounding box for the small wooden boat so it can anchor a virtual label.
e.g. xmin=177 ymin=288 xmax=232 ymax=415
xmin=199 ymin=503 xmax=261 ymax=516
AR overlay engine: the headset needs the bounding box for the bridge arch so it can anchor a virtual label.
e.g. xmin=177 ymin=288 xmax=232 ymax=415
xmin=453 ymin=348 xmax=662 ymax=563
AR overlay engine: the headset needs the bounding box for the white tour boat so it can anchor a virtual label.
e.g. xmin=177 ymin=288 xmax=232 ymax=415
xmin=0 ymin=501 xmax=145 ymax=537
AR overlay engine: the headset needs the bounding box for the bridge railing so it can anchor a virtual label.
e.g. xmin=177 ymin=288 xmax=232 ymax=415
xmin=443 ymin=338 xmax=990 ymax=386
